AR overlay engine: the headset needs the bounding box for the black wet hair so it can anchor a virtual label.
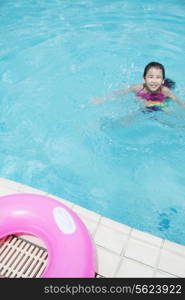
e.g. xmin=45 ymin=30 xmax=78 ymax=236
xmin=143 ymin=61 xmax=175 ymax=89
xmin=163 ymin=78 xmax=176 ymax=89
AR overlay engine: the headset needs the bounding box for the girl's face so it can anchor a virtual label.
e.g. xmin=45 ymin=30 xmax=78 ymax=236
xmin=144 ymin=67 xmax=164 ymax=92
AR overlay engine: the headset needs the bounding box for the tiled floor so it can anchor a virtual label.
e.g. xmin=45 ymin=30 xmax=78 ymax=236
xmin=0 ymin=177 xmax=185 ymax=278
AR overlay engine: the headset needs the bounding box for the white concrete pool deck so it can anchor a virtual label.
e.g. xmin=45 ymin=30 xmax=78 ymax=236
xmin=0 ymin=177 xmax=185 ymax=278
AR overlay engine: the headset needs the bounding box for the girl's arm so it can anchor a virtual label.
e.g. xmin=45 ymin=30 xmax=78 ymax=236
xmin=163 ymin=86 xmax=185 ymax=108
xmin=91 ymin=84 xmax=142 ymax=104
xmin=119 ymin=84 xmax=142 ymax=94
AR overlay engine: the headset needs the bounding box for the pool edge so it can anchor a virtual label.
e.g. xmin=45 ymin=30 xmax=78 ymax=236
xmin=0 ymin=177 xmax=184 ymax=278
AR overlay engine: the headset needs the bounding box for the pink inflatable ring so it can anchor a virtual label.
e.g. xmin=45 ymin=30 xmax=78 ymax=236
xmin=0 ymin=193 xmax=96 ymax=278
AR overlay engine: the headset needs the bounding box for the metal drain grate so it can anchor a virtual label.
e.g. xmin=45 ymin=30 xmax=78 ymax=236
xmin=0 ymin=235 xmax=48 ymax=278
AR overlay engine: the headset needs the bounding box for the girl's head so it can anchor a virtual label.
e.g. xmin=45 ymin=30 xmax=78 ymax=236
xmin=143 ymin=62 xmax=165 ymax=79
xmin=143 ymin=62 xmax=175 ymax=90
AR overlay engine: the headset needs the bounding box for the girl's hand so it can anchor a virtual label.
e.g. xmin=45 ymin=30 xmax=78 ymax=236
xmin=91 ymin=97 xmax=105 ymax=104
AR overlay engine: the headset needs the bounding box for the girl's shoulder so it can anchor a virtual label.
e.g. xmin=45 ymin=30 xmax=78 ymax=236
xmin=129 ymin=84 xmax=143 ymax=93
xmin=161 ymin=85 xmax=173 ymax=97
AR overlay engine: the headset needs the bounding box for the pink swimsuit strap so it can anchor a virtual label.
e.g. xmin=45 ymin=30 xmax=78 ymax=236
xmin=136 ymin=87 xmax=167 ymax=102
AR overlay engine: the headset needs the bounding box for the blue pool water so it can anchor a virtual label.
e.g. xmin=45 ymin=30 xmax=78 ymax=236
xmin=1 ymin=0 xmax=185 ymax=245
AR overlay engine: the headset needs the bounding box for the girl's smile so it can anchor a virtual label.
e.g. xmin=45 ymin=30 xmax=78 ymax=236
xmin=144 ymin=67 xmax=164 ymax=93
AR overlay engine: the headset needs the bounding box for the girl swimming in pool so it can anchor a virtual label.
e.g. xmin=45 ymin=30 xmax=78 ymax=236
xmin=92 ymin=61 xmax=185 ymax=112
